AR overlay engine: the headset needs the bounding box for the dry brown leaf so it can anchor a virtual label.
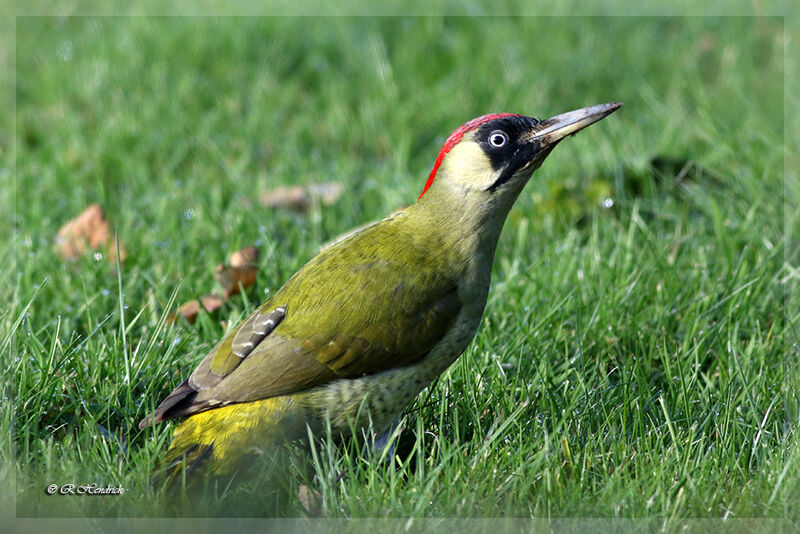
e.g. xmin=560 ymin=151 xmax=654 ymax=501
xmin=298 ymin=484 xmax=322 ymax=516
xmin=54 ymin=204 xmax=127 ymax=263
xmin=168 ymin=246 xmax=260 ymax=326
xmin=55 ymin=204 xmax=108 ymax=255
xmin=215 ymin=245 xmax=259 ymax=298
xmin=307 ymin=182 xmax=344 ymax=205
xmin=214 ymin=265 xmax=258 ymax=298
xmin=107 ymin=238 xmax=128 ymax=265
xmin=259 ymin=185 xmax=309 ymax=212
xmin=259 ymin=182 xmax=344 ymax=213
xmin=229 ymin=245 xmax=259 ymax=267
xmin=168 ymin=294 xmax=224 ymax=325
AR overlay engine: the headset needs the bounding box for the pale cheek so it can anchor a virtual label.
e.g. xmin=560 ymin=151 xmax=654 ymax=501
xmin=440 ymin=142 xmax=502 ymax=191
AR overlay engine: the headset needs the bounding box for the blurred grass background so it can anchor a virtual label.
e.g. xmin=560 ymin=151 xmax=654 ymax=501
xmin=6 ymin=15 xmax=797 ymax=520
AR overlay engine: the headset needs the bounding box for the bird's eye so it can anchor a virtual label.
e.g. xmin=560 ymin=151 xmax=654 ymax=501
xmin=488 ymin=131 xmax=508 ymax=148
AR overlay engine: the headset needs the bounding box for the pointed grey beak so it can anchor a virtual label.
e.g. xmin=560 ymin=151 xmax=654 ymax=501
xmin=527 ymin=102 xmax=622 ymax=146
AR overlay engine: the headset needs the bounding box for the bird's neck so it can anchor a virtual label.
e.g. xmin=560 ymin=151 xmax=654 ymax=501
xmin=405 ymin=175 xmax=529 ymax=281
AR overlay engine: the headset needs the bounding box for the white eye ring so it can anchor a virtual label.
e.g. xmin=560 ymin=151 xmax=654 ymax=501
xmin=489 ymin=130 xmax=508 ymax=148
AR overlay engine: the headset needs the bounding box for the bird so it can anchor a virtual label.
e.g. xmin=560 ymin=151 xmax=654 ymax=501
xmin=139 ymin=102 xmax=622 ymax=478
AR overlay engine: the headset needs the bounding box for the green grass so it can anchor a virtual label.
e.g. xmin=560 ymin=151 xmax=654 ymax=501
xmin=7 ymin=15 xmax=797 ymax=521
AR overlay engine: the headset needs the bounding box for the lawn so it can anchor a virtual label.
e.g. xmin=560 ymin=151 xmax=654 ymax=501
xmin=6 ymin=14 xmax=797 ymax=525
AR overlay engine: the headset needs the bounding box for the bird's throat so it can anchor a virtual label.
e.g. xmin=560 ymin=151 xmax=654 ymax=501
xmin=408 ymin=186 xmax=527 ymax=292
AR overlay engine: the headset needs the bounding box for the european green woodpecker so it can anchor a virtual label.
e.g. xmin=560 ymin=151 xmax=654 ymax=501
xmin=140 ymin=102 xmax=622 ymax=476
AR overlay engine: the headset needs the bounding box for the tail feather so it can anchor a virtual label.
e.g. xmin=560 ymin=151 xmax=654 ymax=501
xmin=139 ymin=379 xmax=198 ymax=429
xmin=152 ymin=441 xmax=215 ymax=490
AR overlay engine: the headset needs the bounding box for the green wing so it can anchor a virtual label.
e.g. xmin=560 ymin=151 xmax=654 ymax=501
xmin=140 ymin=215 xmax=461 ymax=428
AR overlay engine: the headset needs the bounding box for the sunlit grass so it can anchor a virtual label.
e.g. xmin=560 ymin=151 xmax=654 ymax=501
xmin=8 ymin=15 xmax=796 ymax=519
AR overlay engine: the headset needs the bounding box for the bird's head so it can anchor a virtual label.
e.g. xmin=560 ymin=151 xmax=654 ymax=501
xmin=417 ymin=103 xmax=622 ymax=205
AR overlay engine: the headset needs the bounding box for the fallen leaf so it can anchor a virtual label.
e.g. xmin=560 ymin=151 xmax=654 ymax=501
xmin=215 ymin=245 xmax=259 ymax=298
xmin=214 ymin=264 xmax=258 ymax=298
xmin=298 ymin=484 xmax=322 ymax=516
xmin=56 ymin=204 xmax=108 ymax=254
xmin=107 ymin=238 xmax=128 ymax=265
xmin=168 ymin=294 xmax=224 ymax=325
xmin=229 ymin=245 xmax=259 ymax=267
xmin=168 ymin=245 xmax=260 ymax=325
xmin=54 ymin=204 xmax=127 ymax=263
xmin=259 ymin=185 xmax=309 ymax=212
xmin=307 ymin=182 xmax=344 ymax=205
xmin=259 ymin=182 xmax=344 ymax=213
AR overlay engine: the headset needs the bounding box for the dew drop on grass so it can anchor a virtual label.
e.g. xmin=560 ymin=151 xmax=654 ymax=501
xmin=102 ymin=289 xmax=110 ymax=296
xmin=602 ymin=197 xmax=614 ymax=209
xmin=184 ymin=208 xmax=196 ymax=221
xmin=57 ymin=40 xmax=73 ymax=61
